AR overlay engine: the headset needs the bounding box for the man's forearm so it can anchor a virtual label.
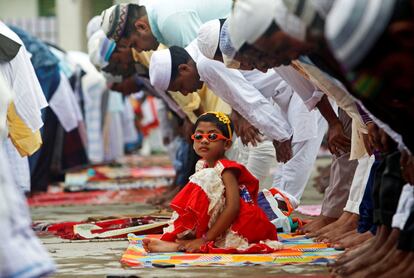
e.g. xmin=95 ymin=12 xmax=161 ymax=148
xmin=316 ymin=95 xmax=340 ymax=126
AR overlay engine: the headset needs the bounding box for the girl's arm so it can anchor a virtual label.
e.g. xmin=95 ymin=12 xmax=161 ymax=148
xmin=204 ymin=169 xmax=240 ymax=241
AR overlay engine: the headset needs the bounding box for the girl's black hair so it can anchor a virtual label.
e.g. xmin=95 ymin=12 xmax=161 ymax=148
xmin=169 ymin=46 xmax=193 ymax=81
xmin=194 ymin=113 xmax=234 ymax=139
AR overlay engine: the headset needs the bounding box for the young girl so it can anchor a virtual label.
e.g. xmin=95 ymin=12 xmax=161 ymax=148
xmin=143 ymin=112 xmax=282 ymax=253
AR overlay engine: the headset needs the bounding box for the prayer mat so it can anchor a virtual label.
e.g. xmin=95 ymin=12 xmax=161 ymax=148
xmin=64 ymin=165 xmax=175 ymax=191
xmin=296 ymin=205 xmax=322 ymax=217
xmin=35 ymin=217 xmax=169 ymax=240
xmin=28 ymin=187 xmax=168 ymax=207
xmin=119 ymin=155 xmax=173 ymax=167
xmin=120 ymin=233 xmax=342 ymax=267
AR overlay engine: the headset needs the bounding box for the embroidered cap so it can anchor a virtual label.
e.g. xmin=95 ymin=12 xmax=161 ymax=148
xmin=101 ymin=4 xmax=129 ymax=42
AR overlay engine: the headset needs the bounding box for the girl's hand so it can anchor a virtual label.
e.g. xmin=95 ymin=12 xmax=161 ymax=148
xmin=176 ymin=238 xmax=205 ymax=253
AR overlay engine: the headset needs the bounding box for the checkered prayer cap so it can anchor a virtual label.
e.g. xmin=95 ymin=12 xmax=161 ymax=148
xmin=101 ymin=4 xmax=129 ymax=42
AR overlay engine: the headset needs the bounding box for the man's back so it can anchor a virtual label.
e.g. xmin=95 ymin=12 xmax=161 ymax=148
xmin=144 ymin=0 xmax=231 ymax=48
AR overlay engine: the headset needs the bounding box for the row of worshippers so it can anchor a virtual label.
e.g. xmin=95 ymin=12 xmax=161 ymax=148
xmin=0 ymin=21 xmax=142 ymax=194
xmin=91 ymin=0 xmax=414 ymax=276
xmin=0 ymin=20 xmax=145 ymax=277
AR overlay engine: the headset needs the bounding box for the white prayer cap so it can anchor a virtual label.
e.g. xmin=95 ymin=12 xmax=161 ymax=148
xmin=273 ymin=0 xmax=307 ymax=41
xmin=88 ymin=30 xmax=116 ymax=69
xmin=197 ymin=20 xmax=221 ymax=59
xmin=219 ymin=19 xmax=240 ymax=69
xmin=326 ymin=0 xmax=395 ymax=70
xmin=86 ymin=16 xmax=102 ymax=40
xmin=149 ymin=49 xmax=171 ymax=91
xmin=229 ymin=0 xmax=277 ymax=50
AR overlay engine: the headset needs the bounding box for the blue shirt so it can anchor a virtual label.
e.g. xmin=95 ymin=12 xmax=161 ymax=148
xmin=144 ymin=0 xmax=232 ymax=48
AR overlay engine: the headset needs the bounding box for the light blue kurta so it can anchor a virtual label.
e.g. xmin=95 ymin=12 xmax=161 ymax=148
xmin=143 ymin=0 xmax=232 ymax=48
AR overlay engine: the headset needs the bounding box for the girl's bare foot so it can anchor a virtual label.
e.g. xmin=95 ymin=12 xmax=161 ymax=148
xmin=142 ymin=238 xmax=180 ymax=253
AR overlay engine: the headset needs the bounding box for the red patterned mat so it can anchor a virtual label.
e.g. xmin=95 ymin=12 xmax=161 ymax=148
xmin=34 ymin=217 xmax=169 ymax=240
xmin=28 ymin=187 xmax=168 ymax=207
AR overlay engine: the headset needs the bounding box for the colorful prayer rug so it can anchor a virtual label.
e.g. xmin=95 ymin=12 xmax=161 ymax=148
xmin=120 ymin=233 xmax=342 ymax=267
xmin=28 ymin=187 xmax=168 ymax=207
xmin=64 ymin=165 xmax=175 ymax=191
xmin=119 ymin=155 xmax=173 ymax=167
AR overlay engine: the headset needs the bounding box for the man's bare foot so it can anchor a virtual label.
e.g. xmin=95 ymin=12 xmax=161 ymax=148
xmin=142 ymin=238 xmax=180 ymax=253
xmin=350 ymin=245 xmax=407 ymax=278
xmin=334 ymin=227 xmax=397 ymax=276
xmin=327 ymin=230 xmax=355 ymax=247
xmin=297 ymin=215 xmax=337 ymax=234
xmin=376 ymin=250 xmax=414 ymax=278
xmin=316 ymin=213 xmax=359 ymax=243
xmin=329 ymin=235 xmax=375 ymax=270
xmin=307 ymin=211 xmax=352 ymax=238
xmin=329 ymin=226 xmax=386 ymax=269
xmin=332 ymin=231 xmax=373 ymax=250
xmin=399 ymin=252 xmax=414 ymax=278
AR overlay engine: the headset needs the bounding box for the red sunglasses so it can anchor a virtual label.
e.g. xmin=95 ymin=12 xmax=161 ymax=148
xmin=191 ymin=133 xmax=229 ymax=142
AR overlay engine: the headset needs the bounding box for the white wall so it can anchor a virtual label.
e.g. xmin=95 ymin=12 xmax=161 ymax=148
xmin=56 ymin=0 xmax=92 ymax=51
xmin=0 ymin=0 xmax=38 ymax=19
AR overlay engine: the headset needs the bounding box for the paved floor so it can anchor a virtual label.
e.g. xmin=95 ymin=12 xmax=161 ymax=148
xmin=32 ymin=157 xmax=331 ymax=277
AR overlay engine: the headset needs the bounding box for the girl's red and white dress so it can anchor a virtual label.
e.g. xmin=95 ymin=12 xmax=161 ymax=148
xmin=161 ymin=158 xmax=283 ymax=253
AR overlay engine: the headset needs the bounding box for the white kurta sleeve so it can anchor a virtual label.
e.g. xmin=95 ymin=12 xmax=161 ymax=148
xmin=198 ymin=57 xmax=293 ymax=142
xmin=273 ymin=65 xmax=324 ymax=111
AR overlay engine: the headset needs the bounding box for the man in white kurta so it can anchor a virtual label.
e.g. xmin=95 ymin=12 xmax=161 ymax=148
xmin=0 ymin=74 xmax=55 ymax=278
xmin=0 ymin=21 xmax=48 ymax=192
xmin=149 ymin=38 xmax=326 ymax=208
xmin=197 ymin=52 xmax=327 ymax=208
xmin=186 ymin=40 xmax=281 ymax=188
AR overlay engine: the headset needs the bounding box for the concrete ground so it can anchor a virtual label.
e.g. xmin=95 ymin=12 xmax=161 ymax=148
xmin=31 ymin=157 xmax=331 ymax=278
